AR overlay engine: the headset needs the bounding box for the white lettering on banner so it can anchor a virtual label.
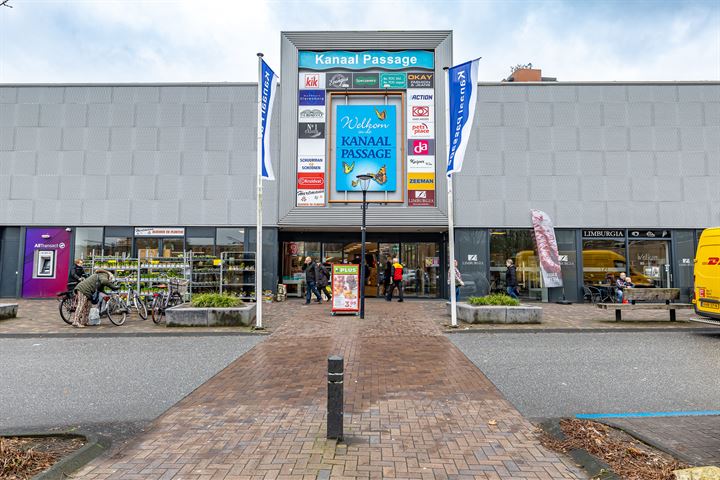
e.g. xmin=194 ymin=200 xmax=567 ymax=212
xmin=340 ymin=115 xmax=390 ymax=132
xmin=409 ymin=122 xmax=433 ymax=138
xmin=407 ymin=156 xmax=435 ymax=172
xmin=450 ymin=70 xmax=467 ymax=158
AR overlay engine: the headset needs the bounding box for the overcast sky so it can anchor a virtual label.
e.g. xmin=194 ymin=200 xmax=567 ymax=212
xmin=0 ymin=0 xmax=718 ymax=83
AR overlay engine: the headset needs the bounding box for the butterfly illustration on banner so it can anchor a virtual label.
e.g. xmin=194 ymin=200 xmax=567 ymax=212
xmin=374 ymin=107 xmax=386 ymax=120
xmin=342 ymin=161 xmax=355 ymax=174
xmin=351 ymin=165 xmax=387 ymax=187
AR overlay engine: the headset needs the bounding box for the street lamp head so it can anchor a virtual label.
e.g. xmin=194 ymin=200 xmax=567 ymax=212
xmin=356 ymin=174 xmax=373 ymax=192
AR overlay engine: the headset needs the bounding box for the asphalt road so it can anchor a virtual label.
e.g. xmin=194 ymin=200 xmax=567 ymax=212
xmin=0 ymin=336 xmax=262 ymax=430
xmin=450 ymin=330 xmax=720 ymax=418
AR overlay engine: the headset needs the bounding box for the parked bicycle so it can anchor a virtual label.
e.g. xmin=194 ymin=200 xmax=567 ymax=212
xmin=58 ymin=288 xmax=127 ymax=326
xmin=151 ymin=279 xmax=187 ymax=324
xmin=57 ymin=286 xmax=78 ymax=325
xmin=118 ymin=285 xmax=148 ymax=320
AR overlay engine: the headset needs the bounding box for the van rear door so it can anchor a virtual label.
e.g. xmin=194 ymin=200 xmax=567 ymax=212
xmin=695 ymin=228 xmax=720 ymax=321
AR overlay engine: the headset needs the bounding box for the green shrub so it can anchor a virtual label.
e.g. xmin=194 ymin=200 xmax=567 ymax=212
xmin=191 ymin=293 xmax=243 ymax=308
xmin=467 ymin=294 xmax=520 ymax=306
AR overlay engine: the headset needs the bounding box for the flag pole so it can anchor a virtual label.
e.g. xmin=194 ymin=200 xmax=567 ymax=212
xmin=444 ymin=66 xmax=458 ymax=328
xmin=255 ymin=52 xmax=264 ymax=329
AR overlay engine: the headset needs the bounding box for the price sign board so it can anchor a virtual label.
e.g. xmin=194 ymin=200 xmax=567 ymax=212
xmin=331 ymin=264 xmax=360 ymax=314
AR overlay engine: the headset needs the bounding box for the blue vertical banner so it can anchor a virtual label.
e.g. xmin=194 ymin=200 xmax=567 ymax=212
xmin=446 ymin=58 xmax=480 ymax=176
xmin=259 ymin=59 xmax=279 ymax=180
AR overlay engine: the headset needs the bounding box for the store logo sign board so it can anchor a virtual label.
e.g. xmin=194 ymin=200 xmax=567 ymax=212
xmin=407 ymin=155 xmax=435 ymax=172
xmin=297 ymin=138 xmax=325 ymax=156
xmin=298 ymin=122 xmax=326 ymax=139
xmin=379 ymin=72 xmax=407 ymax=89
xmin=298 ymin=106 xmax=325 ymax=122
xmin=298 ymin=90 xmax=325 ymax=106
xmin=408 ymin=89 xmax=434 ymax=103
xmin=408 ymin=138 xmax=435 ymax=156
xmin=326 ymin=72 xmax=352 ymax=88
xmin=299 ymin=72 xmax=325 ymax=90
xmin=407 ymin=172 xmax=435 ymax=190
xmin=582 ymin=229 xmax=625 ymax=238
xmin=299 ymin=50 xmax=434 ymax=70
xmin=352 ymin=73 xmax=379 ymax=88
xmin=408 ymin=122 xmax=433 ymax=138
xmin=297 ymin=172 xmax=325 ymax=190
xmin=408 ymin=189 xmax=435 ymax=207
xmin=410 ymin=105 xmax=433 ymax=121
xmin=134 ymin=227 xmax=186 ymax=237
xmin=408 ymin=72 xmax=434 ymax=88
xmin=335 ymin=104 xmax=397 ymax=192
xmin=298 ymin=155 xmax=326 ymax=173
xmin=297 ymin=189 xmax=325 ymax=207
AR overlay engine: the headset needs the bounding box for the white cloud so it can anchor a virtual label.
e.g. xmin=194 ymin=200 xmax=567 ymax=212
xmin=0 ymin=0 xmax=717 ymax=82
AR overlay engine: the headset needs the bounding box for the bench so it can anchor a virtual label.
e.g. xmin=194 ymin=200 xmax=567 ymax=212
xmin=597 ymin=301 xmax=693 ymax=321
xmin=624 ymin=287 xmax=680 ymax=304
xmin=0 ymin=303 xmax=18 ymax=320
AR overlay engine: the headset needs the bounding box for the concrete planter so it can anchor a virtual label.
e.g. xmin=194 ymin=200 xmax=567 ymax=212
xmin=165 ymin=304 xmax=256 ymax=327
xmin=0 ymin=303 xmax=18 ymax=320
xmin=449 ymin=302 xmax=542 ymax=324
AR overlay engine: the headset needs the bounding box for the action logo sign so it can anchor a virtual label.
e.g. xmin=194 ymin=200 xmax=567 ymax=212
xmin=331 ymin=264 xmax=360 ymax=313
xmin=335 ymin=104 xmax=397 ymax=192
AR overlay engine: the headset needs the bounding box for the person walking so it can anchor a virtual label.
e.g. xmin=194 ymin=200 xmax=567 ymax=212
xmin=302 ymin=256 xmax=323 ymax=304
xmin=317 ymin=259 xmax=332 ymax=301
xmin=385 ymin=257 xmax=404 ymax=302
xmin=71 ymin=269 xmax=117 ymax=328
xmin=448 ymin=259 xmax=465 ymax=301
xmin=505 ymin=259 xmax=519 ymax=300
xmin=382 ymin=259 xmax=391 ymax=296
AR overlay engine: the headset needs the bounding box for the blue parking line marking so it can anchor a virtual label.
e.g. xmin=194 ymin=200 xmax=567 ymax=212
xmin=576 ymin=410 xmax=720 ymax=419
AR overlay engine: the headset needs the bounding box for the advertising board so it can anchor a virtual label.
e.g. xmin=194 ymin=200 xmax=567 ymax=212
xmin=299 ymin=50 xmax=434 ymax=70
xmin=298 ymin=155 xmax=325 ymax=173
xmin=298 ymin=106 xmax=325 ymax=123
xmin=326 ymin=72 xmax=352 ymax=89
xmin=22 ymin=228 xmax=71 ymax=298
xmin=297 ymin=189 xmax=325 ymax=207
xmin=331 ymin=264 xmax=360 ymax=314
xmin=299 ymin=90 xmax=325 ymax=106
xmin=335 ymin=104 xmax=397 ymax=192
xmin=408 ymin=190 xmax=436 ymax=207
xmin=352 ymin=73 xmax=379 ymax=88
xmin=299 ymin=72 xmax=325 ymax=90
xmin=407 ymin=72 xmax=434 ymax=88
xmin=298 ymin=122 xmax=325 ymax=139
xmin=379 ymin=72 xmax=407 ymax=89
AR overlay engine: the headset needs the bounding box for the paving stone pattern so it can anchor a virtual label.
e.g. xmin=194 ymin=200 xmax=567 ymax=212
xmin=76 ymin=300 xmax=585 ymax=479
xmin=607 ymin=416 xmax=720 ymax=466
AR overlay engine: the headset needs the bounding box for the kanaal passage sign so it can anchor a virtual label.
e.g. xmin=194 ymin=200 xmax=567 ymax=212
xmin=335 ymin=104 xmax=397 ymax=192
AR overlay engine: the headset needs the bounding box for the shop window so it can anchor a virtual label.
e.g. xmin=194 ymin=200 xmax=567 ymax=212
xmin=628 ymin=240 xmax=671 ymax=288
xmin=104 ymin=227 xmax=132 ymax=257
xmin=489 ymin=229 xmax=540 ymax=298
xmin=216 ymin=228 xmax=245 ymax=255
xmin=186 ymin=227 xmax=215 ymax=256
xmin=74 ymin=227 xmax=103 ymax=260
xmin=323 ymin=243 xmax=344 ymax=264
xmin=582 ymin=239 xmax=626 ymax=286
xmin=282 ymin=241 xmax=320 ymax=280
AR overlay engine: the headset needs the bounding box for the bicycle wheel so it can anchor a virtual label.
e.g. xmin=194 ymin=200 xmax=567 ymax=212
xmin=134 ymin=295 xmax=148 ymax=320
xmin=168 ymin=291 xmax=183 ymax=308
xmin=151 ymin=295 xmax=164 ymax=324
xmin=59 ymin=296 xmax=74 ymax=325
xmin=106 ymin=296 xmax=127 ymax=326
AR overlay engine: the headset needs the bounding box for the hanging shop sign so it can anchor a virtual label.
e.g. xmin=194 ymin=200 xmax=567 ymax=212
xmin=331 ymin=264 xmax=360 ymax=314
xmin=134 ymin=227 xmax=185 ymax=237
xmin=582 ymin=229 xmax=625 ymax=238
xmin=379 ymin=72 xmax=407 ymax=89
xmin=299 ymin=50 xmax=434 ymax=71
xmin=335 ymin=104 xmax=397 ymax=192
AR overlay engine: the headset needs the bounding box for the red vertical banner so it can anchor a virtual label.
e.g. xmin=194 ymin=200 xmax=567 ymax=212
xmin=530 ymin=209 xmax=563 ymax=288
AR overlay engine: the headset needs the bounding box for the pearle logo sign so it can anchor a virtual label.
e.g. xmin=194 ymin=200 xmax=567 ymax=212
xmin=411 ymin=106 xmax=430 ymax=119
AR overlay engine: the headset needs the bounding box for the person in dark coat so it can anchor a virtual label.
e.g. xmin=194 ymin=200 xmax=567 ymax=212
xmin=72 ymin=269 xmax=118 ymax=328
xmin=68 ymin=259 xmax=87 ymax=287
xmin=317 ymin=260 xmax=332 ymax=301
xmin=505 ymin=259 xmax=519 ymax=299
xmin=302 ymin=256 xmax=323 ymax=304
xmin=382 ymin=259 xmax=391 ymax=296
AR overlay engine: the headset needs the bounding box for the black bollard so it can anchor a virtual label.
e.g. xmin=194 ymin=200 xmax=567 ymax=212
xmin=327 ymin=355 xmax=343 ymax=440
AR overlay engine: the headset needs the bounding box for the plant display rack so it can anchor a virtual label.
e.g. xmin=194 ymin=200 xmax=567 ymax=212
xmin=188 ymin=252 xmax=221 ymax=296
xmin=90 ymin=255 xmax=139 ymax=295
xmin=138 ymin=255 xmax=190 ymax=296
xmin=219 ymin=251 xmax=256 ymax=301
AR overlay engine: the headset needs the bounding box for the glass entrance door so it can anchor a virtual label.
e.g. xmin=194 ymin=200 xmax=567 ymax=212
xmin=628 ymin=240 xmax=671 ymax=288
xmin=343 ymin=242 xmax=379 ymax=298
xmin=401 ymin=242 xmax=440 ymax=298
xmin=378 ymin=243 xmax=399 ymax=297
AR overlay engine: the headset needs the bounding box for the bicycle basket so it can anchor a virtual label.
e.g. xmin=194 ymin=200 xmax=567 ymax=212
xmin=169 ymin=278 xmax=189 ymax=295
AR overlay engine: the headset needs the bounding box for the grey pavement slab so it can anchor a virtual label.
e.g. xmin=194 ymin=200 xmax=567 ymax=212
xmin=0 ymin=336 xmax=262 ymax=430
xmin=449 ymin=330 xmax=720 ymax=418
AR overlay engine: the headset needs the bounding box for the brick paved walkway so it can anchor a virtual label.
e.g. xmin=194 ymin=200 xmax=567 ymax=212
xmin=0 ymin=297 xmax=705 ymax=336
xmin=606 ymin=416 xmax=720 ymax=466
xmin=75 ymin=300 xmax=585 ymax=479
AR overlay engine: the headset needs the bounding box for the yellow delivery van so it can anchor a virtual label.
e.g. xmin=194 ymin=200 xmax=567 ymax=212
xmin=694 ymin=227 xmax=720 ymax=322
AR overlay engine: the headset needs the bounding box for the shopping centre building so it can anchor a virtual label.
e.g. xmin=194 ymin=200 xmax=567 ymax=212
xmin=0 ymin=30 xmax=718 ymax=302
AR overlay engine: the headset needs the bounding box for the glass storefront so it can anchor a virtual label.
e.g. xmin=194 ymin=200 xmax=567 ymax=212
xmin=73 ymin=227 xmax=103 ymax=260
xmin=628 ymin=240 xmax=671 ymax=288
xmin=281 ymin=239 xmax=441 ymax=298
xmin=582 ymin=239 xmax=626 ymax=286
xmin=489 ymin=229 xmax=541 ymax=298
xmin=216 ymin=228 xmax=246 ymax=255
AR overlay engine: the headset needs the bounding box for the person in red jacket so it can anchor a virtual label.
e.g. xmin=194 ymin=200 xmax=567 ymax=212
xmin=385 ymin=257 xmax=404 ymax=302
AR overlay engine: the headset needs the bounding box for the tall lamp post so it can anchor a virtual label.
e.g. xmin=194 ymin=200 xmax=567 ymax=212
xmin=356 ymin=174 xmax=373 ymax=319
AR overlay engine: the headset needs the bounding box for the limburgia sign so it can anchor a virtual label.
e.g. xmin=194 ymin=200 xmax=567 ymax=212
xmin=299 ymin=50 xmax=434 ymax=71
